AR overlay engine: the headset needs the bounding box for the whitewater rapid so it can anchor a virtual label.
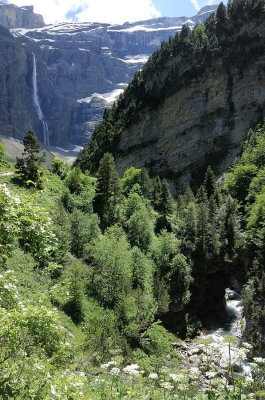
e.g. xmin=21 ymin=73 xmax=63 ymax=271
xmin=205 ymin=288 xmax=251 ymax=374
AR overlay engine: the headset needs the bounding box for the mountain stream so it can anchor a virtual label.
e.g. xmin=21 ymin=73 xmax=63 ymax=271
xmin=205 ymin=288 xmax=251 ymax=374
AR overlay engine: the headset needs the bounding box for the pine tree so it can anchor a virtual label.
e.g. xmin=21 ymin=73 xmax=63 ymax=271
xmin=196 ymin=185 xmax=208 ymax=203
xmin=139 ymin=168 xmax=153 ymax=199
xmin=94 ymin=153 xmax=121 ymax=228
xmin=216 ymin=2 xmax=227 ymax=30
xmin=204 ymin=166 xmax=216 ymax=199
xmin=152 ymin=177 xmax=175 ymax=231
xmin=15 ymin=130 xmax=42 ymax=186
xmin=182 ymin=202 xmax=197 ymax=256
xmin=196 ymin=201 xmax=210 ymax=261
xmin=63 ymin=264 xmax=85 ymax=324
xmin=220 ymin=195 xmax=240 ymax=258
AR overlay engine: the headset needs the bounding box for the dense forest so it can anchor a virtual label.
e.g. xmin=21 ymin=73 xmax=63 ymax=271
xmin=0 ymin=0 xmax=265 ymax=398
xmin=0 ymin=119 xmax=265 ymax=399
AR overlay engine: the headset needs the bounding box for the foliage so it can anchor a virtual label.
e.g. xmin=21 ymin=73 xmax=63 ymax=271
xmin=0 ymin=142 xmax=6 ymax=163
xmin=94 ymin=153 xmax=121 ymax=228
xmin=86 ymin=225 xmax=132 ymax=309
xmin=51 ymin=158 xmax=68 ymax=178
xmin=15 ymin=130 xmax=43 ymax=187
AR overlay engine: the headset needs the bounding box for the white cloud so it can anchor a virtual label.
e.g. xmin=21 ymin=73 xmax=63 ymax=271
xmin=190 ymin=0 xmax=200 ymax=11
xmin=7 ymin=0 xmax=161 ymax=25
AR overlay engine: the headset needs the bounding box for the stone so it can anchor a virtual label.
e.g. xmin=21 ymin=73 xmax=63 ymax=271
xmin=0 ymin=4 xmax=217 ymax=146
xmin=0 ymin=2 xmax=44 ymax=29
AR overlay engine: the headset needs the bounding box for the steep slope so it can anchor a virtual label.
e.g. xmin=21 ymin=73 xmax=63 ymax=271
xmin=0 ymin=25 xmax=67 ymax=145
xmin=1 ymin=6 xmax=216 ymax=146
xmin=0 ymin=2 xmax=44 ymax=28
xmin=76 ymin=1 xmax=265 ymax=191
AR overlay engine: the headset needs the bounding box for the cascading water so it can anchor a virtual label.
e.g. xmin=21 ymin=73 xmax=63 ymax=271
xmin=205 ymin=288 xmax=251 ymax=374
xmin=32 ymin=53 xmax=49 ymax=145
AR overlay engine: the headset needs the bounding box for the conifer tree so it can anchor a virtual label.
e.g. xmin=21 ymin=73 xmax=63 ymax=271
xmin=216 ymin=2 xmax=227 ymax=32
xmin=196 ymin=201 xmax=210 ymax=260
xmin=139 ymin=168 xmax=153 ymax=199
xmin=15 ymin=130 xmax=42 ymax=186
xmin=94 ymin=153 xmax=121 ymax=228
xmin=196 ymin=185 xmax=208 ymax=203
xmin=204 ymin=166 xmax=216 ymax=199
xmin=63 ymin=264 xmax=85 ymax=324
xmin=152 ymin=177 xmax=175 ymax=231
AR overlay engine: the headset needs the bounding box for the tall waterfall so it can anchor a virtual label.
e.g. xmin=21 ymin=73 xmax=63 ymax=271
xmin=32 ymin=53 xmax=49 ymax=145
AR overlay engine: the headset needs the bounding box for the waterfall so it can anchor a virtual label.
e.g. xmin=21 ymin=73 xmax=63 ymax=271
xmin=32 ymin=53 xmax=49 ymax=145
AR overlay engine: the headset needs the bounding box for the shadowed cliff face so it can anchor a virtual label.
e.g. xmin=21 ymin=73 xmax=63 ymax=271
xmin=0 ymin=2 xmax=44 ymax=29
xmin=0 ymin=26 xmax=37 ymax=139
xmin=109 ymin=20 xmax=265 ymax=191
xmin=116 ymin=58 xmax=265 ymax=191
xmin=0 ymin=6 xmax=216 ymax=147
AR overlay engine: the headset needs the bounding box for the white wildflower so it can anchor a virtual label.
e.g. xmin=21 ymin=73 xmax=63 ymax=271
xmin=169 ymin=373 xmax=178 ymax=381
xmin=73 ymin=382 xmax=84 ymax=387
xmin=242 ymin=342 xmax=253 ymax=350
xmin=169 ymin=373 xmax=185 ymax=382
xmin=34 ymin=363 xmax=44 ymax=370
xmin=109 ymin=367 xmax=120 ymax=377
xmin=123 ymin=364 xmax=141 ymax=376
xmin=148 ymin=373 xmax=158 ymax=380
xmin=160 ymin=381 xmax=174 ymax=390
xmin=253 ymin=357 xmax=265 ymax=364
xmin=178 ymin=383 xmax=188 ymax=391
xmin=245 ymin=376 xmax=254 ymax=383
xmin=190 ymin=367 xmax=199 ymax=375
xmin=100 ymin=361 xmax=118 ymax=369
xmin=205 ymin=371 xmax=217 ymax=379
xmin=50 ymin=385 xmax=57 ymax=395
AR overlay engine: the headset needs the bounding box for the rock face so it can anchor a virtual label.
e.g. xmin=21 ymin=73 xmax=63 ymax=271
xmin=0 ymin=24 xmax=66 ymax=145
xmin=0 ymin=25 xmax=38 ymax=139
xmin=110 ymin=19 xmax=265 ymax=190
xmin=0 ymin=5 xmax=216 ymax=146
xmin=0 ymin=2 xmax=44 ymax=29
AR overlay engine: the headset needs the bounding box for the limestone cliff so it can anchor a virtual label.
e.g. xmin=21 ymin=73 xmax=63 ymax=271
xmin=0 ymin=25 xmax=64 ymax=144
xmin=76 ymin=3 xmax=265 ymax=191
xmin=7 ymin=6 xmax=216 ymax=146
xmin=0 ymin=2 xmax=44 ymax=29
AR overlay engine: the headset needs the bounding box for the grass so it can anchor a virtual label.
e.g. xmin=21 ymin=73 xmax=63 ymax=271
xmin=0 ymin=168 xmax=65 ymax=217
xmin=0 ymin=161 xmax=14 ymax=173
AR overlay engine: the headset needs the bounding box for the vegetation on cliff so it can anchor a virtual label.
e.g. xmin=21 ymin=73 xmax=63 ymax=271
xmin=75 ymin=0 xmax=265 ymax=174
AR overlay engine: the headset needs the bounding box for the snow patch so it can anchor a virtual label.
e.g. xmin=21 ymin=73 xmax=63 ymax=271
xmin=77 ymin=88 xmax=124 ymax=105
xmin=109 ymin=25 xmax=183 ymax=33
xmin=118 ymin=54 xmax=149 ymax=64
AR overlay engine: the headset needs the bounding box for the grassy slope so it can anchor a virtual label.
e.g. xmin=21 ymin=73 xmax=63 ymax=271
xmin=0 ymin=168 xmax=86 ymax=348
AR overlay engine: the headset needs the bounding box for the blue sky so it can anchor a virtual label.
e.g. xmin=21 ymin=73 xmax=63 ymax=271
xmin=154 ymin=0 xmax=200 ymax=17
xmin=5 ymin=1 xmax=226 ymax=24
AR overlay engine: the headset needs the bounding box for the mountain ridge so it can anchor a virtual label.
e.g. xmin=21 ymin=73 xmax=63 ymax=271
xmin=0 ymin=3 xmax=217 ymax=146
